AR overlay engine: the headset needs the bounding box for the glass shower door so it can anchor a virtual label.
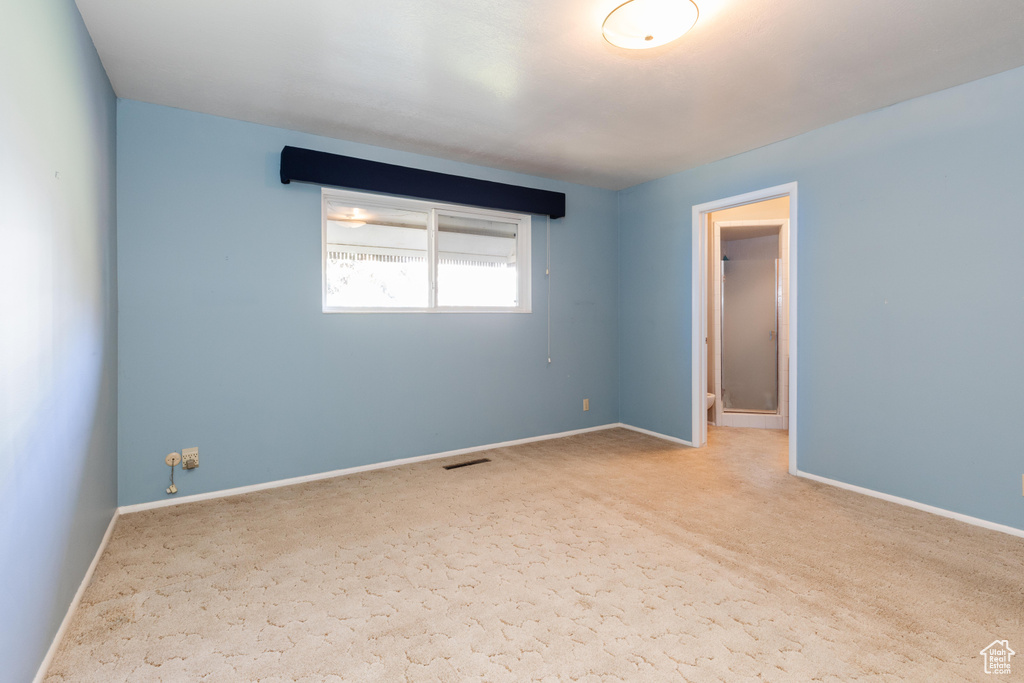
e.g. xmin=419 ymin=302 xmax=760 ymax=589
xmin=721 ymin=259 xmax=778 ymax=412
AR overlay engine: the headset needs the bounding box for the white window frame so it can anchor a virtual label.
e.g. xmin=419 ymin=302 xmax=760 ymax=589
xmin=321 ymin=188 xmax=532 ymax=313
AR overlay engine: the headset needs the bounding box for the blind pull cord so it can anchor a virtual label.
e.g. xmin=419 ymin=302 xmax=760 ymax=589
xmin=546 ymin=216 xmax=552 ymax=364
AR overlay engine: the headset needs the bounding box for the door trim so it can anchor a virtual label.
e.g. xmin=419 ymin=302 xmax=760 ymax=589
xmin=691 ymin=182 xmax=798 ymax=474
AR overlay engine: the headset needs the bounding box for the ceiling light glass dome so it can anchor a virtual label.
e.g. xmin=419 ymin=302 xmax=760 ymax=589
xmin=602 ymin=0 xmax=699 ymax=50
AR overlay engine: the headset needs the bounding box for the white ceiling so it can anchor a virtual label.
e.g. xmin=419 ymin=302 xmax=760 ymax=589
xmin=75 ymin=0 xmax=1024 ymax=190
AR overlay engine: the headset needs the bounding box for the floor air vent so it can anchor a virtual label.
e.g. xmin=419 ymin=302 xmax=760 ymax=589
xmin=443 ymin=458 xmax=491 ymax=470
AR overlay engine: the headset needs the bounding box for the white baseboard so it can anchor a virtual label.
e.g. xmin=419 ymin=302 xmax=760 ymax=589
xmin=118 ymin=423 xmax=622 ymax=515
xmin=617 ymin=423 xmax=695 ymax=447
xmin=796 ymin=470 xmax=1024 ymax=540
xmin=33 ymin=510 xmax=119 ymax=683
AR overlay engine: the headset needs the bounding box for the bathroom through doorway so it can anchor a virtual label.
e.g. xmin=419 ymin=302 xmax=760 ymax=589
xmin=691 ymin=183 xmax=798 ymax=474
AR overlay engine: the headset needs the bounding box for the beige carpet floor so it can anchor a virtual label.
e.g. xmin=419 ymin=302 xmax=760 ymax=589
xmin=47 ymin=427 xmax=1024 ymax=682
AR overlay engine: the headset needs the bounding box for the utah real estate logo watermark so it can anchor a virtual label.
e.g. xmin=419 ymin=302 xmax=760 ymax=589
xmin=980 ymin=640 xmax=1014 ymax=675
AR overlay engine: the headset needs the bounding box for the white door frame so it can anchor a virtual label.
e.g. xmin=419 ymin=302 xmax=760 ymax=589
xmin=691 ymin=182 xmax=798 ymax=474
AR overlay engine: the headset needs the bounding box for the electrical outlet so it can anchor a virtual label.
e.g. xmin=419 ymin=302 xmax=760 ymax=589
xmin=182 ymin=447 xmax=199 ymax=470
xmin=583 ymin=398 xmax=589 ymax=411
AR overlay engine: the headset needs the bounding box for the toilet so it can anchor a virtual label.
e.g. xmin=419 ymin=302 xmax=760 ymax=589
xmin=706 ymin=392 xmax=716 ymax=409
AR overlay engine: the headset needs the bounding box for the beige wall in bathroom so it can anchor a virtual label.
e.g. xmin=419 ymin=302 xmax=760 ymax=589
xmin=706 ymin=196 xmax=790 ymax=426
xmin=712 ymin=196 xmax=790 ymax=222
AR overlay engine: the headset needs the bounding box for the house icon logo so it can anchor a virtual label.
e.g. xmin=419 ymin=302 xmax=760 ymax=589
xmin=981 ymin=640 xmax=1015 ymax=675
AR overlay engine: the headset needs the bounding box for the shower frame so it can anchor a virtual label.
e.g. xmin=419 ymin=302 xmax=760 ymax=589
xmin=711 ymin=219 xmax=788 ymax=427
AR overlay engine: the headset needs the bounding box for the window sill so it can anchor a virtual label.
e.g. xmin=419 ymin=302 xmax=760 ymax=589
xmin=322 ymin=306 xmax=532 ymax=314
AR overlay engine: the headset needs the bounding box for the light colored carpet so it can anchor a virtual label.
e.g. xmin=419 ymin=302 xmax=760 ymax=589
xmin=47 ymin=427 xmax=1024 ymax=682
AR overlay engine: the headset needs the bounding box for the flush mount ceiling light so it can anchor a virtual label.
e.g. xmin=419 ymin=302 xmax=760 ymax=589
xmin=602 ymin=0 xmax=699 ymax=50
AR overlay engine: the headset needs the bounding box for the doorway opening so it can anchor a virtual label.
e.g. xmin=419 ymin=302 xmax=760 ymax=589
xmin=691 ymin=183 xmax=798 ymax=474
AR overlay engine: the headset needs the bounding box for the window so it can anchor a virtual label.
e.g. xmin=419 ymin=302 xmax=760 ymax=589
xmin=322 ymin=189 xmax=531 ymax=312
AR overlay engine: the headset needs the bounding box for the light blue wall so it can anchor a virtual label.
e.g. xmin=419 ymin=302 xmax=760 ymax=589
xmin=619 ymin=65 xmax=1024 ymax=529
xmin=0 ymin=1 xmax=118 ymax=680
xmin=117 ymin=101 xmax=618 ymax=506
